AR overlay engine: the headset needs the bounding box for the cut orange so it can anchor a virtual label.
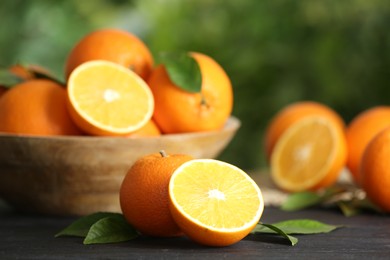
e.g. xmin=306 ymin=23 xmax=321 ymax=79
xmin=271 ymin=116 xmax=347 ymax=192
xmin=168 ymin=159 xmax=264 ymax=247
xmin=67 ymin=60 xmax=154 ymax=136
xmin=264 ymin=101 xmax=345 ymax=161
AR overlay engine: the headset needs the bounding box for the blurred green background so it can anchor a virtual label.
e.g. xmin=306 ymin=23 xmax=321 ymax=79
xmin=1 ymin=0 xmax=390 ymax=170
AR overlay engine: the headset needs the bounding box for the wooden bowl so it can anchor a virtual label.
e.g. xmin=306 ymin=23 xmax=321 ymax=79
xmin=0 ymin=116 xmax=240 ymax=216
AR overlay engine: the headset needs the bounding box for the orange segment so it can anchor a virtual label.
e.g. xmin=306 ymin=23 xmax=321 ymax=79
xmin=67 ymin=60 xmax=154 ymax=136
xmin=169 ymin=159 xmax=264 ymax=247
xmin=271 ymin=116 xmax=347 ymax=192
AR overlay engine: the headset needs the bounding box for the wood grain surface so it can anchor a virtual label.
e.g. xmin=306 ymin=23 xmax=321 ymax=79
xmin=1 ymin=202 xmax=389 ymax=259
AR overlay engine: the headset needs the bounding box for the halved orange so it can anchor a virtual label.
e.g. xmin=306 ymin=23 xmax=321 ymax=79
xmin=168 ymin=159 xmax=264 ymax=247
xmin=67 ymin=60 xmax=154 ymax=136
xmin=271 ymin=116 xmax=347 ymax=192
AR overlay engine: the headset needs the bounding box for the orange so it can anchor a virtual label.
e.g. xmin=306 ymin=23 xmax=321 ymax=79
xmin=120 ymin=151 xmax=193 ymax=237
xmin=65 ymin=28 xmax=153 ymax=80
xmin=168 ymin=159 xmax=264 ymax=247
xmin=0 ymin=79 xmax=82 ymax=136
xmin=264 ymin=101 xmax=345 ymax=161
xmin=271 ymin=116 xmax=347 ymax=192
xmin=147 ymin=52 xmax=233 ymax=133
xmin=361 ymin=127 xmax=390 ymax=212
xmin=345 ymin=106 xmax=390 ymax=185
xmin=127 ymin=120 xmax=161 ymax=137
xmin=67 ymin=60 xmax=154 ymax=136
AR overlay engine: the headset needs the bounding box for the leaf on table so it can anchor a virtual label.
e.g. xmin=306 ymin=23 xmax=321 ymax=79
xmin=265 ymin=219 xmax=342 ymax=234
xmin=55 ymin=212 xmax=123 ymax=238
xmin=337 ymin=198 xmax=383 ymax=217
xmin=157 ymin=51 xmax=202 ymax=93
xmin=83 ymin=215 xmax=139 ymax=245
xmin=281 ymin=191 xmax=323 ymax=211
xmin=251 ymin=219 xmax=343 ymax=246
xmin=337 ymin=200 xmax=362 ymax=217
xmin=281 ymin=187 xmax=346 ymax=211
xmin=252 ymin=223 xmax=298 ymax=246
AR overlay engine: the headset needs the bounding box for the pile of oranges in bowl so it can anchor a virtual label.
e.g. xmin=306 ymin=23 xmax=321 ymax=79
xmin=0 ymin=28 xmax=240 ymax=216
xmin=264 ymin=101 xmax=390 ymax=213
xmin=0 ymin=28 xmax=234 ymax=137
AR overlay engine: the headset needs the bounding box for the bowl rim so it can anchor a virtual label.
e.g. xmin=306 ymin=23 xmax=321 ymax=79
xmin=0 ymin=116 xmax=241 ymax=141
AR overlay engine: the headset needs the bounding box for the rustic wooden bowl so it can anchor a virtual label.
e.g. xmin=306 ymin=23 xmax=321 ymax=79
xmin=0 ymin=116 xmax=240 ymax=216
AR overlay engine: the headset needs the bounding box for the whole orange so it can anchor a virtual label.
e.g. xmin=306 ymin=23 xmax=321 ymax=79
xmin=64 ymin=29 xmax=153 ymax=80
xmin=264 ymin=101 xmax=345 ymax=161
xmin=147 ymin=52 xmax=233 ymax=133
xmin=345 ymin=106 xmax=390 ymax=185
xmin=119 ymin=151 xmax=193 ymax=237
xmin=360 ymin=127 xmax=390 ymax=212
xmin=0 ymin=79 xmax=82 ymax=136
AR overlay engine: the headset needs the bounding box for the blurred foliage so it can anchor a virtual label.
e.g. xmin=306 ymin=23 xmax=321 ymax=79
xmin=1 ymin=0 xmax=390 ymax=170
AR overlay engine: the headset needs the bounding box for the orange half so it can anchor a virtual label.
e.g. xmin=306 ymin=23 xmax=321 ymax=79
xmin=271 ymin=116 xmax=347 ymax=192
xmin=67 ymin=60 xmax=154 ymax=136
xmin=168 ymin=159 xmax=264 ymax=247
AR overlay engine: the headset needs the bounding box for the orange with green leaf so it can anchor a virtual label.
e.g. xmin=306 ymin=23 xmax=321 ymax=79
xmin=148 ymin=52 xmax=233 ymax=133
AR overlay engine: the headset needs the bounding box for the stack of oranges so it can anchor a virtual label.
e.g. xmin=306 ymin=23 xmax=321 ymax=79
xmin=265 ymin=101 xmax=390 ymax=213
xmin=0 ymin=28 xmax=233 ymax=138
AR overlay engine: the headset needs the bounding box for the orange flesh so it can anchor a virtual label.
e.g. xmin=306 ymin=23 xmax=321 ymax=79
xmin=271 ymin=117 xmax=341 ymax=191
xmin=170 ymin=160 xmax=262 ymax=230
xmin=68 ymin=61 xmax=154 ymax=134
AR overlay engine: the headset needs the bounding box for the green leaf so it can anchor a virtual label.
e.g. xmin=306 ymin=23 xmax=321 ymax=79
xmin=251 ymin=219 xmax=343 ymax=246
xmin=157 ymin=51 xmax=202 ymax=93
xmin=281 ymin=191 xmax=323 ymax=211
xmin=83 ymin=215 xmax=139 ymax=245
xmin=266 ymin=219 xmax=342 ymax=234
xmin=281 ymin=187 xmax=346 ymax=211
xmin=337 ymin=198 xmax=383 ymax=217
xmin=253 ymin=223 xmax=298 ymax=246
xmin=0 ymin=69 xmax=23 ymax=88
xmin=55 ymin=212 xmax=122 ymax=238
xmin=337 ymin=201 xmax=361 ymax=217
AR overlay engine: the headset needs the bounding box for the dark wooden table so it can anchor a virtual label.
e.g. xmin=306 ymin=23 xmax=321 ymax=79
xmin=1 ymin=199 xmax=390 ymax=259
